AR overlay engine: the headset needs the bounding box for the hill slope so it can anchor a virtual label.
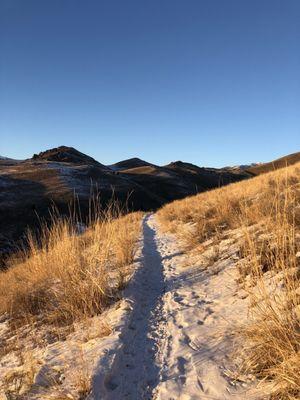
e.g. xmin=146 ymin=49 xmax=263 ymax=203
xmin=0 ymin=153 xmax=299 ymax=399
xmin=109 ymin=157 xmax=155 ymax=171
xmin=158 ymin=161 xmax=300 ymax=399
xmin=32 ymin=145 xmax=104 ymax=166
xmin=1 ymin=147 xmax=298 ymax=266
xmin=246 ymin=151 xmax=300 ymax=175
xmin=0 ymin=147 xmax=249 ymax=265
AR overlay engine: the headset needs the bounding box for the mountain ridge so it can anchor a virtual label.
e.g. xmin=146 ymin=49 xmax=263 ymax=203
xmin=246 ymin=151 xmax=300 ymax=175
xmin=0 ymin=145 xmax=299 ymax=267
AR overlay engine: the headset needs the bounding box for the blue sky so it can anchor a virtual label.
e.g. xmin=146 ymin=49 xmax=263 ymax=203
xmin=0 ymin=0 xmax=299 ymax=167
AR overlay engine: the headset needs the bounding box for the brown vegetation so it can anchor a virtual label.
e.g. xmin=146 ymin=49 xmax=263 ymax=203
xmin=246 ymin=151 xmax=300 ymax=175
xmin=0 ymin=207 xmax=142 ymax=327
xmin=158 ymin=163 xmax=300 ymax=399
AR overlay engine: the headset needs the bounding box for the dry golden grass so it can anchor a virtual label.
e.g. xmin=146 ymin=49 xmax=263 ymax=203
xmin=158 ymin=162 xmax=300 ymax=399
xmin=2 ymin=348 xmax=38 ymax=398
xmin=0 ymin=207 xmax=142 ymax=327
xmin=158 ymin=164 xmax=300 ymax=247
xmin=239 ymin=182 xmax=300 ymax=399
xmin=0 ymin=204 xmax=142 ymax=399
xmin=68 ymin=345 xmax=92 ymax=399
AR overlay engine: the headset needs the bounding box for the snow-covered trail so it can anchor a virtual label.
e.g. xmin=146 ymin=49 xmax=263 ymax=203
xmin=100 ymin=214 xmax=166 ymax=399
xmin=96 ymin=214 xmax=267 ymax=400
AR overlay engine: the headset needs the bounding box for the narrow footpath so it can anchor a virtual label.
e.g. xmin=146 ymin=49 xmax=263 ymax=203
xmin=99 ymin=214 xmax=268 ymax=400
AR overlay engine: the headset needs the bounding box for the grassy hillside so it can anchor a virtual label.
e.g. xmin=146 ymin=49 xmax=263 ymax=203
xmin=246 ymin=151 xmax=300 ymax=175
xmin=0 ymin=207 xmax=142 ymax=327
xmin=0 ymin=205 xmax=142 ymax=398
xmin=158 ymin=162 xmax=300 ymax=399
xmin=0 ymin=147 xmax=248 ymax=267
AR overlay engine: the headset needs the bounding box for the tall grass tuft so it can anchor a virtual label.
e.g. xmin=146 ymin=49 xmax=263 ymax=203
xmin=0 ymin=203 xmax=142 ymax=327
xmin=158 ymin=163 xmax=300 ymax=399
xmin=239 ymin=176 xmax=300 ymax=399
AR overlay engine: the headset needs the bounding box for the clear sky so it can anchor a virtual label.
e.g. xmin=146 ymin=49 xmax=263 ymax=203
xmin=0 ymin=0 xmax=299 ymax=167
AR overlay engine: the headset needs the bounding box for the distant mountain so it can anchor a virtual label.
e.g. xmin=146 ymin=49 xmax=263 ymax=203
xmin=32 ymin=146 xmax=104 ymax=167
xmin=164 ymin=161 xmax=249 ymax=190
xmin=110 ymin=159 xmax=249 ymax=205
xmin=0 ymin=156 xmax=22 ymax=165
xmin=246 ymin=152 xmax=300 ymax=175
xmin=239 ymin=163 xmax=261 ymax=170
xmin=0 ymin=149 xmax=164 ymax=266
xmin=109 ymin=157 xmax=155 ymax=171
xmin=1 ymin=146 xmax=298 ymax=267
xmin=224 ymin=163 xmax=261 ymax=171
